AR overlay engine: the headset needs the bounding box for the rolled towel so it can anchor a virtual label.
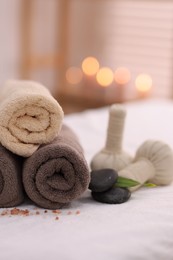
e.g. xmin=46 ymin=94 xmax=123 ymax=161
xmin=0 ymin=80 xmax=64 ymax=157
xmin=0 ymin=145 xmax=24 ymax=207
xmin=23 ymin=125 xmax=90 ymax=209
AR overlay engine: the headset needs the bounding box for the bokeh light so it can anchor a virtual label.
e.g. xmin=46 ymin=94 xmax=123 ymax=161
xmin=82 ymin=56 xmax=99 ymax=76
xmin=135 ymin=74 xmax=152 ymax=92
xmin=114 ymin=67 xmax=131 ymax=85
xmin=96 ymin=67 xmax=114 ymax=87
xmin=66 ymin=67 xmax=83 ymax=85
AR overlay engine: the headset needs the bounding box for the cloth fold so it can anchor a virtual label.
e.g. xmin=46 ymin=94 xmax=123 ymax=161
xmin=0 ymin=80 xmax=64 ymax=157
xmin=23 ymin=125 xmax=90 ymax=209
xmin=0 ymin=145 xmax=24 ymax=207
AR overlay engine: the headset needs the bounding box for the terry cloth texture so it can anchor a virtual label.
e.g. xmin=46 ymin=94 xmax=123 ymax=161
xmin=0 ymin=80 xmax=64 ymax=157
xmin=23 ymin=125 xmax=90 ymax=209
xmin=0 ymin=145 xmax=24 ymax=207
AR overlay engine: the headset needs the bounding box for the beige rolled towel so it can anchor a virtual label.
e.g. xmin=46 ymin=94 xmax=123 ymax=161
xmin=0 ymin=80 xmax=64 ymax=157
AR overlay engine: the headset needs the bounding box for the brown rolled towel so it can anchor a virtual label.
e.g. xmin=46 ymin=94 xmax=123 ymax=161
xmin=0 ymin=145 xmax=24 ymax=207
xmin=23 ymin=125 xmax=90 ymax=209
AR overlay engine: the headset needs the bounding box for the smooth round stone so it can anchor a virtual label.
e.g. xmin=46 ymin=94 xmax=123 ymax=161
xmin=91 ymin=187 xmax=131 ymax=204
xmin=89 ymin=169 xmax=118 ymax=192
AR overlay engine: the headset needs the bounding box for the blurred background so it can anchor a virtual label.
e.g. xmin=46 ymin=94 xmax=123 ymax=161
xmin=1 ymin=0 xmax=173 ymax=113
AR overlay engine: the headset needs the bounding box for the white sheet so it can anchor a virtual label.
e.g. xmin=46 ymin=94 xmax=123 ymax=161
xmin=1 ymin=98 xmax=173 ymax=260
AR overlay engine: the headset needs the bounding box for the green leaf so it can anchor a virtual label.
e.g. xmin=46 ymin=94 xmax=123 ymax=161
xmin=115 ymin=176 xmax=140 ymax=188
xmin=143 ymin=183 xmax=157 ymax=188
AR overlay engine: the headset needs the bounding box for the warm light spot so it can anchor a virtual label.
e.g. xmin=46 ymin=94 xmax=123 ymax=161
xmin=114 ymin=67 xmax=131 ymax=85
xmin=82 ymin=57 xmax=99 ymax=76
xmin=96 ymin=67 xmax=114 ymax=87
xmin=66 ymin=67 xmax=83 ymax=85
xmin=135 ymin=74 xmax=152 ymax=92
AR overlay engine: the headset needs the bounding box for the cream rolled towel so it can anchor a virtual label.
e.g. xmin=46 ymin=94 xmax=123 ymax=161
xmin=0 ymin=80 xmax=64 ymax=157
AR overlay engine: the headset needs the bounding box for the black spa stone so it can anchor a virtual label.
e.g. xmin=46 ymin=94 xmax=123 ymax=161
xmin=91 ymin=187 xmax=131 ymax=204
xmin=89 ymin=169 xmax=118 ymax=192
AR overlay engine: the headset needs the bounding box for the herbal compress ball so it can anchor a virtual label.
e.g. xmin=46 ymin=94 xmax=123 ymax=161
xmin=118 ymin=140 xmax=173 ymax=191
xmin=91 ymin=104 xmax=132 ymax=171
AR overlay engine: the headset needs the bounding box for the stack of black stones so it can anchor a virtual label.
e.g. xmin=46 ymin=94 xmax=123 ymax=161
xmin=89 ymin=169 xmax=131 ymax=204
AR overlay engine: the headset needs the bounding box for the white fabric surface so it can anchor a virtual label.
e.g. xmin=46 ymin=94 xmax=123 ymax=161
xmin=1 ymin=98 xmax=173 ymax=260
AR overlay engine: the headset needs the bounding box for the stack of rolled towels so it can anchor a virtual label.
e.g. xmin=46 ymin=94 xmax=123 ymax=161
xmin=0 ymin=80 xmax=90 ymax=209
